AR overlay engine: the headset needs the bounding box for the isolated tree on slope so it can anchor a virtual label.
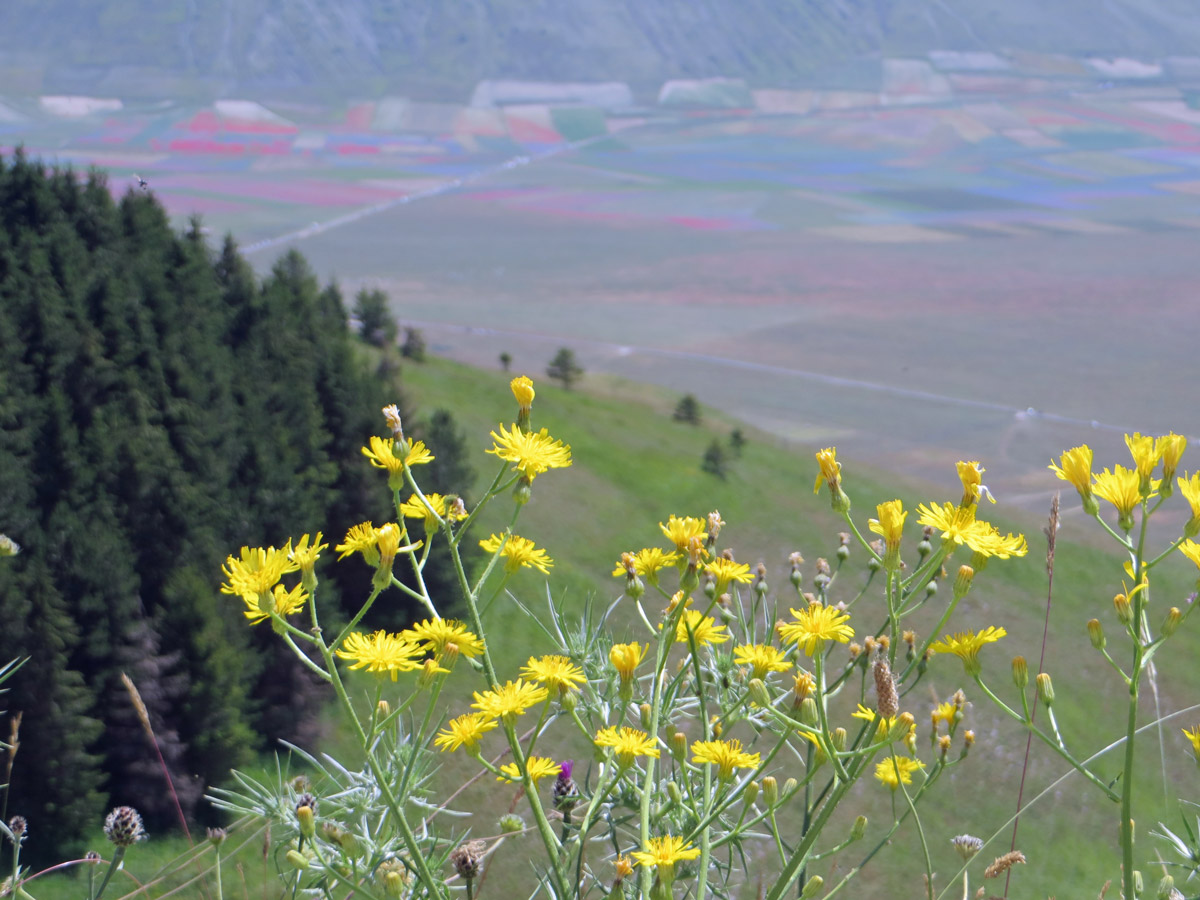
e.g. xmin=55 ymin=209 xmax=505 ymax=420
xmin=547 ymin=347 xmax=584 ymax=390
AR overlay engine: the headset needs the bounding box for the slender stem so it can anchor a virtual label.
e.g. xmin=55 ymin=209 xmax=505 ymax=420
xmin=92 ymin=847 xmax=127 ymax=900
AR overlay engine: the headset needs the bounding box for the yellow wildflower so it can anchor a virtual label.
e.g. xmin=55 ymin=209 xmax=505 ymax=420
xmin=497 ymin=756 xmax=561 ymax=784
xmin=659 ymin=515 xmax=707 ymax=553
xmin=399 ymin=493 xmax=467 ymax=530
xmin=957 ymin=460 xmax=994 ymax=506
xmin=241 ymin=582 xmax=308 ymax=625
xmin=691 ymin=738 xmax=761 ymax=779
xmin=220 ymin=544 xmax=297 ymax=600
xmin=1161 ymin=433 xmax=1187 ymax=480
xmin=734 ymin=644 xmax=793 ymax=679
xmin=336 ymin=521 xmax=380 ymax=563
xmin=1093 ymin=465 xmax=1152 ymax=521
xmin=670 ymin=609 xmax=729 ymax=646
xmin=929 ymin=627 xmax=1006 ymax=676
xmin=1126 ymin=432 xmax=1163 ymax=482
xmin=486 ymin=424 xmax=571 ymax=481
xmin=336 ymin=631 xmax=427 ymax=680
xmin=704 ymin=557 xmax=754 ymax=595
xmin=631 ymin=835 xmax=700 ymax=875
xmin=1183 ymin=725 xmax=1200 ymax=761
xmin=288 ymin=533 xmax=326 ymax=575
xmin=479 ymin=533 xmax=553 ymax=573
xmin=777 ymin=602 xmax=854 ymax=655
xmin=612 ymin=547 xmax=680 ymax=580
xmin=1180 ymin=539 xmax=1200 ymax=572
xmin=594 ymin=726 xmax=661 ymax=766
xmin=916 ymin=501 xmax=979 ymax=546
xmin=869 ymin=499 xmax=907 ymax=567
xmin=510 ymin=376 xmax=535 ymax=412
xmin=472 ymin=679 xmax=549 ymax=721
xmin=1049 ymin=445 xmax=1094 ymax=496
xmin=874 ymin=755 xmax=925 ymax=790
xmin=520 ymin=655 xmax=586 ymax=694
xmin=609 ymin=642 xmax=648 ymax=681
xmin=813 ymin=447 xmax=841 ymax=495
xmin=402 ymin=619 xmax=485 ymax=659
xmin=434 ymin=713 xmax=497 ymax=753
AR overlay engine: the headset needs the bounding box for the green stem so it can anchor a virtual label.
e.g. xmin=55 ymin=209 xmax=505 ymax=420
xmin=91 ymin=847 xmax=126 ymax=900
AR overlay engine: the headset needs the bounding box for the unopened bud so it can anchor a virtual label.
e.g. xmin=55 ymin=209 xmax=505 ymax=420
xmin=383 ymin=871 xmax=404 ymax=897
xmin=1036 ymin=672 xmax=1055 ymax=707
xmin=924 ymin=579 xmax=938 ymax=599
xmin=670 ymin=732 xmax=687 ymax=760
xmin=800 ymin=875 xmax=824 ymax=899
xmin=762 ymin=776 xmax=779 ymax=807
xmin=1157 ymin=875 xmax=1177 ymax=900
xmin=832 ymin=727 xmax=847 ymax=751
xmin=639 ymin=703 xmax=652 ymax=730
xmin=800 ymin=697 xmax=819 ymax=727
xmin=851 ymin=815 xmax=868 ymax=841
xmin=953 ymin=565 xmax=974 ymax=599
xmin=1114 ymin=593 xmax=1133 ymax=625
xmin=626 ymin=574 xmax=645 ymax=600
xmin=938 ymin=734 xmax=951 ymax=759
xmin=951 ymin=834 xmax=983 ymax=861
xmin=296 ymin=805 xmax=315 ymax=838
xmin=1087 ymin=619 xmax=1106 ymax=650
xmin=512 ymin=478 xmax=532 ymax=506
xmin=783 ymin=777 xmax=798 ymax=797
xmin=1162 ymin=607 xmax=1183 ymax=638
xmin=286 ymin=850 xmax=310 ymax=870
xmin=710 ymin=714 xmax=723 ymax=738
xmin=836 ymin=544 xmax=850 ymax=562
xmin=207 ymin=827 xmax=226 ymax=847
xmin=748 ymin=678 xmax=771 ymax=708
xmin=1012 ymin=656 xmax=1028 ymax=690
xmin=743 ymin=780 xmax=759 ymax=806
xmin=667 ymin=781 xmax=683 ymax=805
xmin=377 ymin=699 xmax=391 ymax=718
xmin=963 ymin=730 xmax=975 ymax=749
xmin=1134 ymin=870 xmax=1144 ymax=896
xmin=499 ymin=814 xmax=524 ymax=834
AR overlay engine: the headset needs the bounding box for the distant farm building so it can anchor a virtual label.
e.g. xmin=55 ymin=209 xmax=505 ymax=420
xmin=470 ymin=80 xmax=633 ymax=110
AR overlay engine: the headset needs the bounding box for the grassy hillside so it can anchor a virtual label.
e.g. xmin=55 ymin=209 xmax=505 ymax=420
xmin=3 ymin=0 xmax=1200 ymax=99
xmin=26 ymin=354 xmax=1199 ymax=899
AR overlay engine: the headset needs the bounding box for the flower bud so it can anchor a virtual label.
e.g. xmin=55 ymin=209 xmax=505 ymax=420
xmin=762 ymin=776 xmax=779 ymax=807
xmin=383 ymin=871 xmax=405 ymax=898
xmin=1087 ymin=619 xmax=1105 ymax=650
xmin=1157 ymin=875 xmax=1177 ymax=900
xmin=851 ymin=815 xmax=868 ymax=841
xmin=206 ymin=827 xmax=226 ymax=847
xmin=783 ymin=777 xmax=798 ymax=798
xmin=1012 ymin=656 xmax=1028 ymax=690
xmin=1161 ymin=607 xmax=1183 ymax=638
xmin=286 ymin=850 xmax=310 ymax=870
xmin=296 ymin=804 xmax=315 ymax=839
xmin=1036 ymin=672 xmax=1055 ymax=707
xmin=639 ymin=703 xmax=653 ymax=730
xmin=512 ymin=478 xmax=532 ymax=507
xmin=832 ymin=727 xmax=847 ymax=751
xmin=1134 ymin=870 xmax=1144 ymax=896
xmin=924 ymin=579 xmax=938 ymax=599
xmin=836 ymin=544 xmax=850 ymax=562
xmin=748 ymin=678 xmax=771 ymax=709
xmin=938 ymin=734 xmax=951 ymax=759
xmin=953 ymin=565 xmax=974 ymax=599
xmin=710 ymin=714 xmax=723 ymax=739
xmin=667 ymin=781 xmax=683 ymax=805
xmin=670 ymin=731 xmax=687 ymax=760
xmin=800 ymin=697 xmax=819 ymax=727
xmin=625 ymin=574 xmax=645 ymax=601
xmin=800 ymin=875 xmax=824 ymax=899
xmin=1114 ymin=593 xmax=1133 ymax=625
xmin=743 ymin=780 xmax=759 ymax=806
xmin=499 ymin=814 xmax=524 ymax=834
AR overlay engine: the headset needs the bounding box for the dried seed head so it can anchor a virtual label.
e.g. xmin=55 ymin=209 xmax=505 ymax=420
xmin=6 ymin=816 xmax=27 ymax=844
xmin=450 ymin=840 xmax=486 ymax=881
xmin=873 ymin=656 xmax=899 ymax=719
xmin=103 ymin=806 xmax=147 ymax=847
xmin=951 ymin=834 xmax=983 ymax=861
xmin=984 ymin=850 xmax=1026 ymax=878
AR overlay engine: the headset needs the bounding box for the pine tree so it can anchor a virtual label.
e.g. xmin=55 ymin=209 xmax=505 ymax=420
xmin=673 ymin=394 xmax=702 ymax=425
xmin=701 ymin=440 xmax=729 ymax=480
xmin=353 ymin=287 xmax=397 ymax=347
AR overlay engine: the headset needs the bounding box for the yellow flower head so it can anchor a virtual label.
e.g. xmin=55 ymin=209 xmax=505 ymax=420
xmin=402 ymin=619 xmax=485 ymax=659
xmin=631 ymin=835 xmax=701 ymax=875
xmin=734 ymin=644 xmax=792 ymax=679
xmin=929 ymin=627 xmax=1007 ymax=676
xmin=963 ymin=523 xmax=1028 ymax=561
xmin=852 ymin=703 xmax=905 ymax=741
xmin=336 ymin=631 xmax=427 ymax=680
xmin=479 ymin=533 xmax=553 ymax=573
xmin=704 ymin=557 xmax=754 ymax=596
xmin=1126 ymin=432 xmax=1163 ymax=481
xmin=434 ymin=712 xmax=497 ymax=753
xmin=242 ymin=582 xmax=309 ymax=625
xmin=1179 ymin=473 xmax=1200 ymax=532
xmin=362 ymin=436 xmax=433 ymax=487
xmin=1050 ymin=445 xmax=1094 ymax=496
xmin=487 ymin=424 xmax=572 ymax=481
xmin=957 ymin=461 xmax=994 ymax=506
xmin=520 ymin=655 xmax=586 ymax=695
xmin=472 ymin=679 xmax=550 ymax=722
xmin=669 ymin=609 xmax=730 ymax=646
xmin=609 ymin=642 xmax=648 ymax=681
xmin=691 ymin=738 xmax=761 ymax=779
xmin=400 ymin=493 xmax=467 ymax=530
xmin=1161 ymin=433 xmax=1187 ymax=481
xmin=776 ymin=602 xmax=854 ymax=655
xmin=1179 ymin=539 xmax=1200 ymax=573
xmin=659 ymin=515 xmax=707 ymax=553
xmin=813 ymin=447 xmax=841 ymax=495
xmin=288 ymin=533 xmax=327 ymax=575
xmin=1183 ymin=725 xmax=1200 ymax=760
xmin=612 ymin=547 xmax=680 ymax=581
xmin=874 ymin=755 xmax=925 ymax=790
xmin=916 ymin=501 xmax=978 ymax=546
xmin=931 ymin=699 xmax=960 ymax=732
xmin=1093 ymin=465 xmax=1153 ymax=520
xmin=497 ymin=756 xmax=560 ymax=784
xmin=221 ymin=544 xmax=298 ymax=600
xmin=869 ymin=499 xmax=907 ymax=564
xmin=594 ymin=725 xmax=661 ymax=766
xmin=510 ymin=376 xmax=535 ymax=412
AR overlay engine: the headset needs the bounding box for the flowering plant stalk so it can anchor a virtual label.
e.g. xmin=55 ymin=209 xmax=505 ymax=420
xmin=206 ymin=383 xmax=1197 ymax=900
